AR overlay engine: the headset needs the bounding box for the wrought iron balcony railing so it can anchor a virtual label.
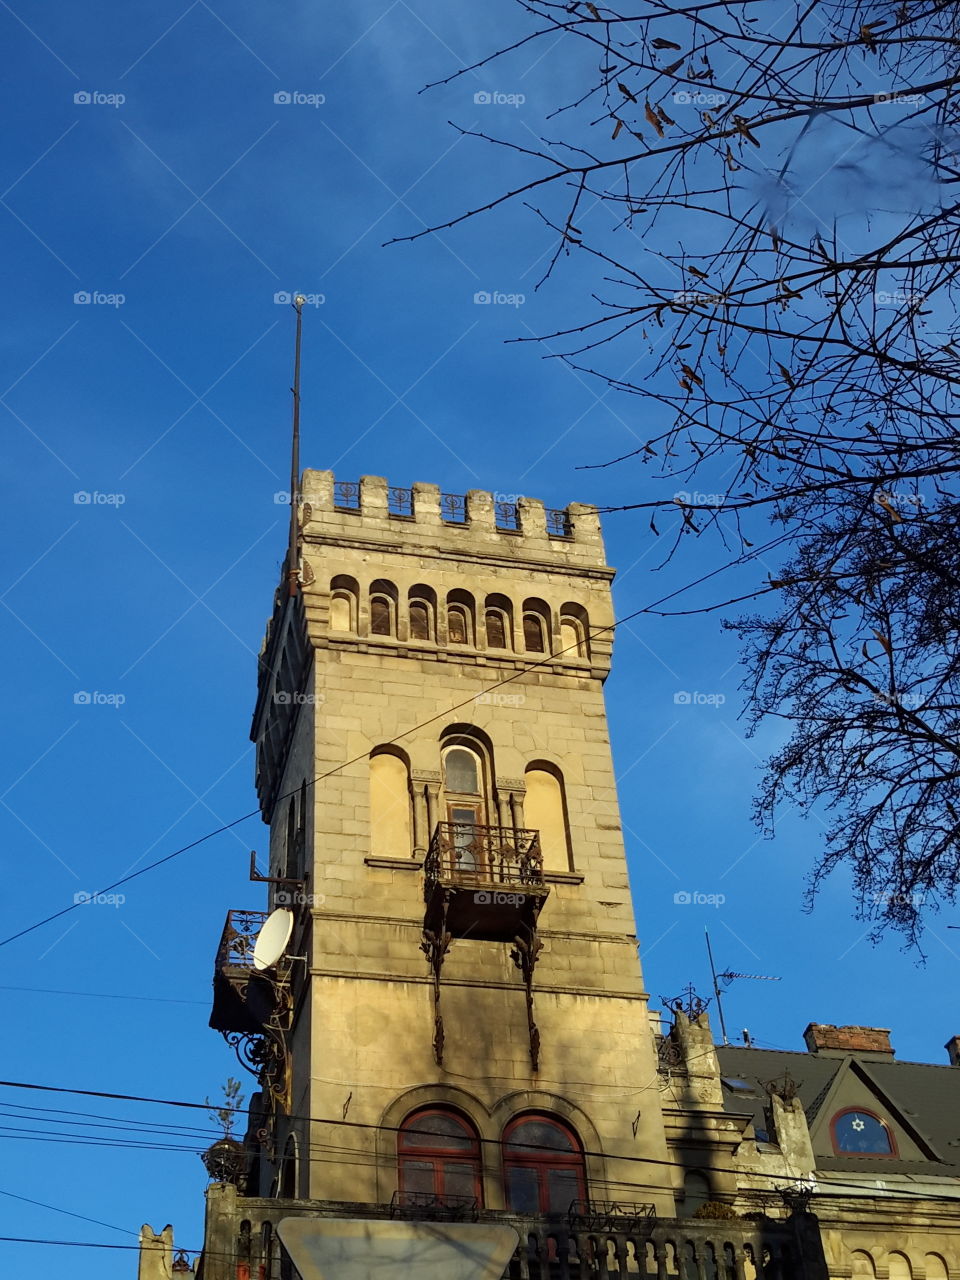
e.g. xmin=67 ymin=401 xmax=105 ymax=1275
xmin=390 ymin=1190 xmax=479 ymax=1222
xmin=216 ymin=910 xmax=269 ymax=971
xmin=425 ymin=823 xmax=545 ymax=888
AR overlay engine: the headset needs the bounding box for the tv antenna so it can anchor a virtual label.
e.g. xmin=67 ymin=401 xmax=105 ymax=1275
xmin=705 ymin=929 xmax=781 ymax=1045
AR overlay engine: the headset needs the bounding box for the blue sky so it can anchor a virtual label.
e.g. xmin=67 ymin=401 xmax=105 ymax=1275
xmin=1 ymin=1 xmax=956 ymax=1274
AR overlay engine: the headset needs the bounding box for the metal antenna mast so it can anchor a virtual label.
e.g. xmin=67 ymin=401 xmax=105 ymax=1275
xmin=705 ymin=929 xmax=781 ymax=1046
xmin=287 ymin=295 xmax=306 ymax=598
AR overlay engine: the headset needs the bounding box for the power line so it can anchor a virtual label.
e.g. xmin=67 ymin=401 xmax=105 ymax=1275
xmin=0 ymin=983 xmax=207 ymax=1006
xmin=1 ymin=1076 xmax=959 ymax=1207
xmin=0 ymin=1188 xmax=136 ymax=1237
xmin=0 ymin=525 xmax=780 ymax=955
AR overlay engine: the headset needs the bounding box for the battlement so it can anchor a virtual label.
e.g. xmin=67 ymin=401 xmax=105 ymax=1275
xmin=299 ymin=471 xmax=609 ymax=572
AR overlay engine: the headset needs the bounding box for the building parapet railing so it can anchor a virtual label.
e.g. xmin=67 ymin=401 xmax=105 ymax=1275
xmin=196 ymin=1189 xmax=829 ymax=1280
xmin=425 ymin=823 xmax=545 ymax=889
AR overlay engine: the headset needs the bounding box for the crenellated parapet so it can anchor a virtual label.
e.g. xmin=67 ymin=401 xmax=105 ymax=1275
xmin=298 ymin=471 xmax=609 ymax=569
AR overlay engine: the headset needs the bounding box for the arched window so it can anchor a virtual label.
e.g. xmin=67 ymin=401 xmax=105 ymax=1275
xmin=283 ymin=792 xmax=298 ymax=882
xmin=280 ymin=1134 xmax=298 ymax=1198
xmin=446 ymin=590 xmax=475 ymax=647
xmin=441 ymin=736 xmax=491 ymax=873
xmin=851 ymin=1252 xmax=878 ymax=1279
xmin=831 ymin=1108 xmax=897 ymax=1156
xmin=502 ymin=1115 xmax=586 ymax=1215
xmin=889 ymin=1254 xmax=913 ymax=1280
xmin=398 ymin=1109 xmax=483 ymax=1204
xmin=408 ymin=585 xmax=437 ymax=643
xmin=330 ymin=575 xmax=359 ymax=632
xmin=369 ymin=749 xmax=412 ymax=859
xmin=410 ymin=601 xmax=430 ymax=640
xmin=523 ymin=614 xmax=546 ymax=652
xmin=371 ymin=596 xmax=393 ymax=635
xmin=682 ymin=1170 xmax=711 ymax=1215
xmin=369 ymin=579 xmax=398 ymax=637
xmin=522 ymin=599 xmax=551 ymax=654
xmin=924 ymin=1256 xmax=948 ymax=1280
xmin=484 ymin=594 xmax=513 ymax=650
xmin=559 ymin=604 xmax=590 ymax=659
xmin=485 ymin=610 xmax=507 ymax=648
xmin=448 ymin=606 xmax=469 ymax=644
xmin=524 ymin=763 xmax=572 ymax=871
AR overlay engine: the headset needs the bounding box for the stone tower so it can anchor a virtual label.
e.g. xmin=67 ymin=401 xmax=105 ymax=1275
xmin=215 ymin=470 xmax=680 ymax=1217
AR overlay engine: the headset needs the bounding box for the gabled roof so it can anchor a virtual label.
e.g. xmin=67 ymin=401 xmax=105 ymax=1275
xmin=715 ymin=1044 xmax=960 ymax=1179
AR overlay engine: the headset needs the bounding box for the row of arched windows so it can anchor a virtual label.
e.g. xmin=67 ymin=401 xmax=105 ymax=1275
xmin=850 ymin=1251 xmax=950 ymax=1280
xmin=369 ymin=729 xmax=573 ymax=871
xmin=397 ymin=1108 xmax=585 ymax=1213
xmin=329 ymin=576 xmax=590 ymax=658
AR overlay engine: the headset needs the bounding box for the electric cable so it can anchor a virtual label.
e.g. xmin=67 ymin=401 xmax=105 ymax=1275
xmin=0 ymin=524 xmax=783 ymax=953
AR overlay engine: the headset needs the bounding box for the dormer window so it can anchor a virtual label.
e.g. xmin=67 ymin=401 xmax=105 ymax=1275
xmin=830 ymin=1108 xmax=897 ymax=1156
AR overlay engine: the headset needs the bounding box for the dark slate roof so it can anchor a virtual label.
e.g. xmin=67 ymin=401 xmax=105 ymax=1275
xmin=715 ymin=1044 xmax=960 ymax=1178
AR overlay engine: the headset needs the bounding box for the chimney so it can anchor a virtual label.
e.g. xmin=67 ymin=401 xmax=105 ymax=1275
xmin=803 ymin=1023 xmax=894 ymax=1057
xmin=946 ymin=1036 xmax=960 ymax=1067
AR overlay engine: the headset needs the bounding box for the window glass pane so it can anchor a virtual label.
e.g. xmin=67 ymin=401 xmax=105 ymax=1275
xmin=506 ymin=1166 xmax=540 ymax=1214
xmin=371 ymin=597 xmax=391 ymax=635
xmin=401 ymin=1160 xmax=435 ymax=1194
xmin=442 ymin=1163 xmax=477 ymax=1198
xmin=410 ymin=601 xmax=430 ymax=640
xmin=445 ymin=748 xmax=479 ymax=794
xmin=448 ymin=608 xmax=468 ymax=645
xmin=546 ymin=1169 xmax=580 ymax=1214
xmin=486 ymin=610 xmax=506 ymax=648
xmin=330 ymin=592 xmax=353 ymax=631
xmin=560 ymin=619 xmax=582 ymax=657
xmin=400 ymin=1113 xmax=475 ymax=1149
xmin=834 ymin=1111 xmax=893 ymax=1154
xmin=523 ymin=615 xmax=545 ymax=652
xmin=505 ymin=1120 xmax=576 ymax=1152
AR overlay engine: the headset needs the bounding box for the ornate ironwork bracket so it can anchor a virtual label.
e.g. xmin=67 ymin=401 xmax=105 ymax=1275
xmin=420 ymin=908 xmax=452 ymax=1066
xmin=510 ymin=929 xmax=544 ymax=1071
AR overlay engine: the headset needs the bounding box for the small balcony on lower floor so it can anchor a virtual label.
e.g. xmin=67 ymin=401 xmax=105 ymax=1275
xmin=424 ymin=822 xmax=549 ymax=942
xmin=209 ymin=909 xmax=280 ymax=1034
xmin=194 ymin=1185 xmax=830 ymax=1280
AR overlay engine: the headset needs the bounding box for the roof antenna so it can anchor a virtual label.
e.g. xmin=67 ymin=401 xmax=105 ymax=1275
xmin=286 ymin=295 xmax=306 ymax=597
xmin=706 ymin=928 xmax=780 ymax=1046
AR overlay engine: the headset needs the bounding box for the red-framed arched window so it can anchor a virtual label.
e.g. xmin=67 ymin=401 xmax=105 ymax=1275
xmin=830 ymin=1107 xmax=898 ymax=1157
xmin=398 ymin=1109 xmax=483 ymax=1204
xmin=502 ymin=1114 xmax=586 ymax=1214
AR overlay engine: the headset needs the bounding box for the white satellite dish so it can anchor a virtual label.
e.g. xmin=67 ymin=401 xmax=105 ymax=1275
xmin=253 ymin=908 xmax=294 ymax=971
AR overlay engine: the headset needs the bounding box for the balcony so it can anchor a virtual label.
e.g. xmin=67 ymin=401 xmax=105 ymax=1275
xmin=195 ymin=1189 xmax=830 ymax=1280
xmin=209 ymin=909 xmax=279 ymax=1034
xmin=424 ymin=822 xmax=549 ymax=942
